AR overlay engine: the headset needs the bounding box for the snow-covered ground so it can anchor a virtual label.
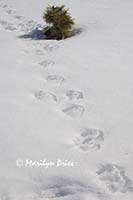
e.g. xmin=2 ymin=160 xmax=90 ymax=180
xmin=0 ymin=0 xmax=133 ymax=199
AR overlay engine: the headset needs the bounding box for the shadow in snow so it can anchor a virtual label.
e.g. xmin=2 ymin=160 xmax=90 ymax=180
xmin=18 ymin=27 xmax=46 ymax=40
xmin=19 ymin=26 xmax=83 ymax=41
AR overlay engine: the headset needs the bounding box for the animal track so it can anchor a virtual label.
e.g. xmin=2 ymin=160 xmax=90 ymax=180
xmin=14 ymin=15 xmax=24 ymax=20
xmin=34 ymin=90 xmax=57 ymax=103
xmin=62 ymin=104 xmax=85 ymax=118
xmin=29 ymin=42 xmax=59 ymax=52
xmin=0 ymin=17 xmax=41 ymax=33
xmin=17 ymin=20 xmax=40 ymax=33
xmin=0 ymin=4 xmax=8 ymax=9
xmin=46 ymin=75 xmax=65 ymax=85
xmin=33 ymin=49 xmax=44 ymax=55
xmin=0 ymin=20 xmax=17 ymax=31
xmin=39 ymin=60 xmax=55 ymax=68
xmin=5 ymin=9 xmax=16 ymax=15
xmin=97 ymin=163 xmax=133 ymax=193
xmin=66 ymin=90 xmax=83 ymax=100
xmin=32 ymin=176 xmax=109 ymax=200
xmin=43 ymin=43 xmax=59 ymax=52
xmin=74 ymin=128 xmax=104 ymax=151
xmin=35 ymin=178 xmax=87 ymax=199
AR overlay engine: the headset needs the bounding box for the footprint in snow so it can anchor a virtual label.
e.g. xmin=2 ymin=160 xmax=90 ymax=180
xmin=34 ymin=90 xmax=57 ymax=103
xmin=0 ymin=20 xmax=17 ymax=31
xmin=22 ymin=48 xmax=44 ymax=56
xmin=97 ymin=163 xmax=133 ymax=193
xmin=66 ymin=90 xmax=84 ymax=100
xmin=0 ymin=4 xmax=8 ymax=9
xmin=43 ymin=43 xmax=59 ymax=52
xmin=73 ymin=128 xmax=104 ymax=151
xmin=32 ymin=175 xmax=109 ymax=200
xmin=33 ymin=49 xmax=44 ymax=55
xmin=0 ymin=4 xmax=16 ymax=14
xmin=0 ymin=16 xmax=41 ymax=33
xmin=62 ymin=103 xmax=85 ymax=118
xmin=14 ymin=15 xmax=25 ymax=20
xmin=39 ymin=60 xmax=55 ymax=69
xmin=0 ymin=18 xmax=39 ymax=33
xmin=17 ymin=20 xmax=40 ymax=33
xmin=46 ymin=75 xmax=65 ymax=85
xmin=5 ymin=9 xmax=16 ymax=15
xmin=31 ymin=42 xmax=59 ymax=52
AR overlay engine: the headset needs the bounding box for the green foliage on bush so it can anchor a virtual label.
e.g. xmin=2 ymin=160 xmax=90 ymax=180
xmin=43 ymin=5 xmax=74 ymax=40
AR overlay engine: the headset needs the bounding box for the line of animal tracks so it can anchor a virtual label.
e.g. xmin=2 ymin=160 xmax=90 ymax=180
xmin=0 ymin=0 xmax=133 ymax=199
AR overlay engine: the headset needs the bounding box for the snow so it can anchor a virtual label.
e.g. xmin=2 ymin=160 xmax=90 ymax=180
xmin=0 ymin=0 xmax=133 ymax=199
